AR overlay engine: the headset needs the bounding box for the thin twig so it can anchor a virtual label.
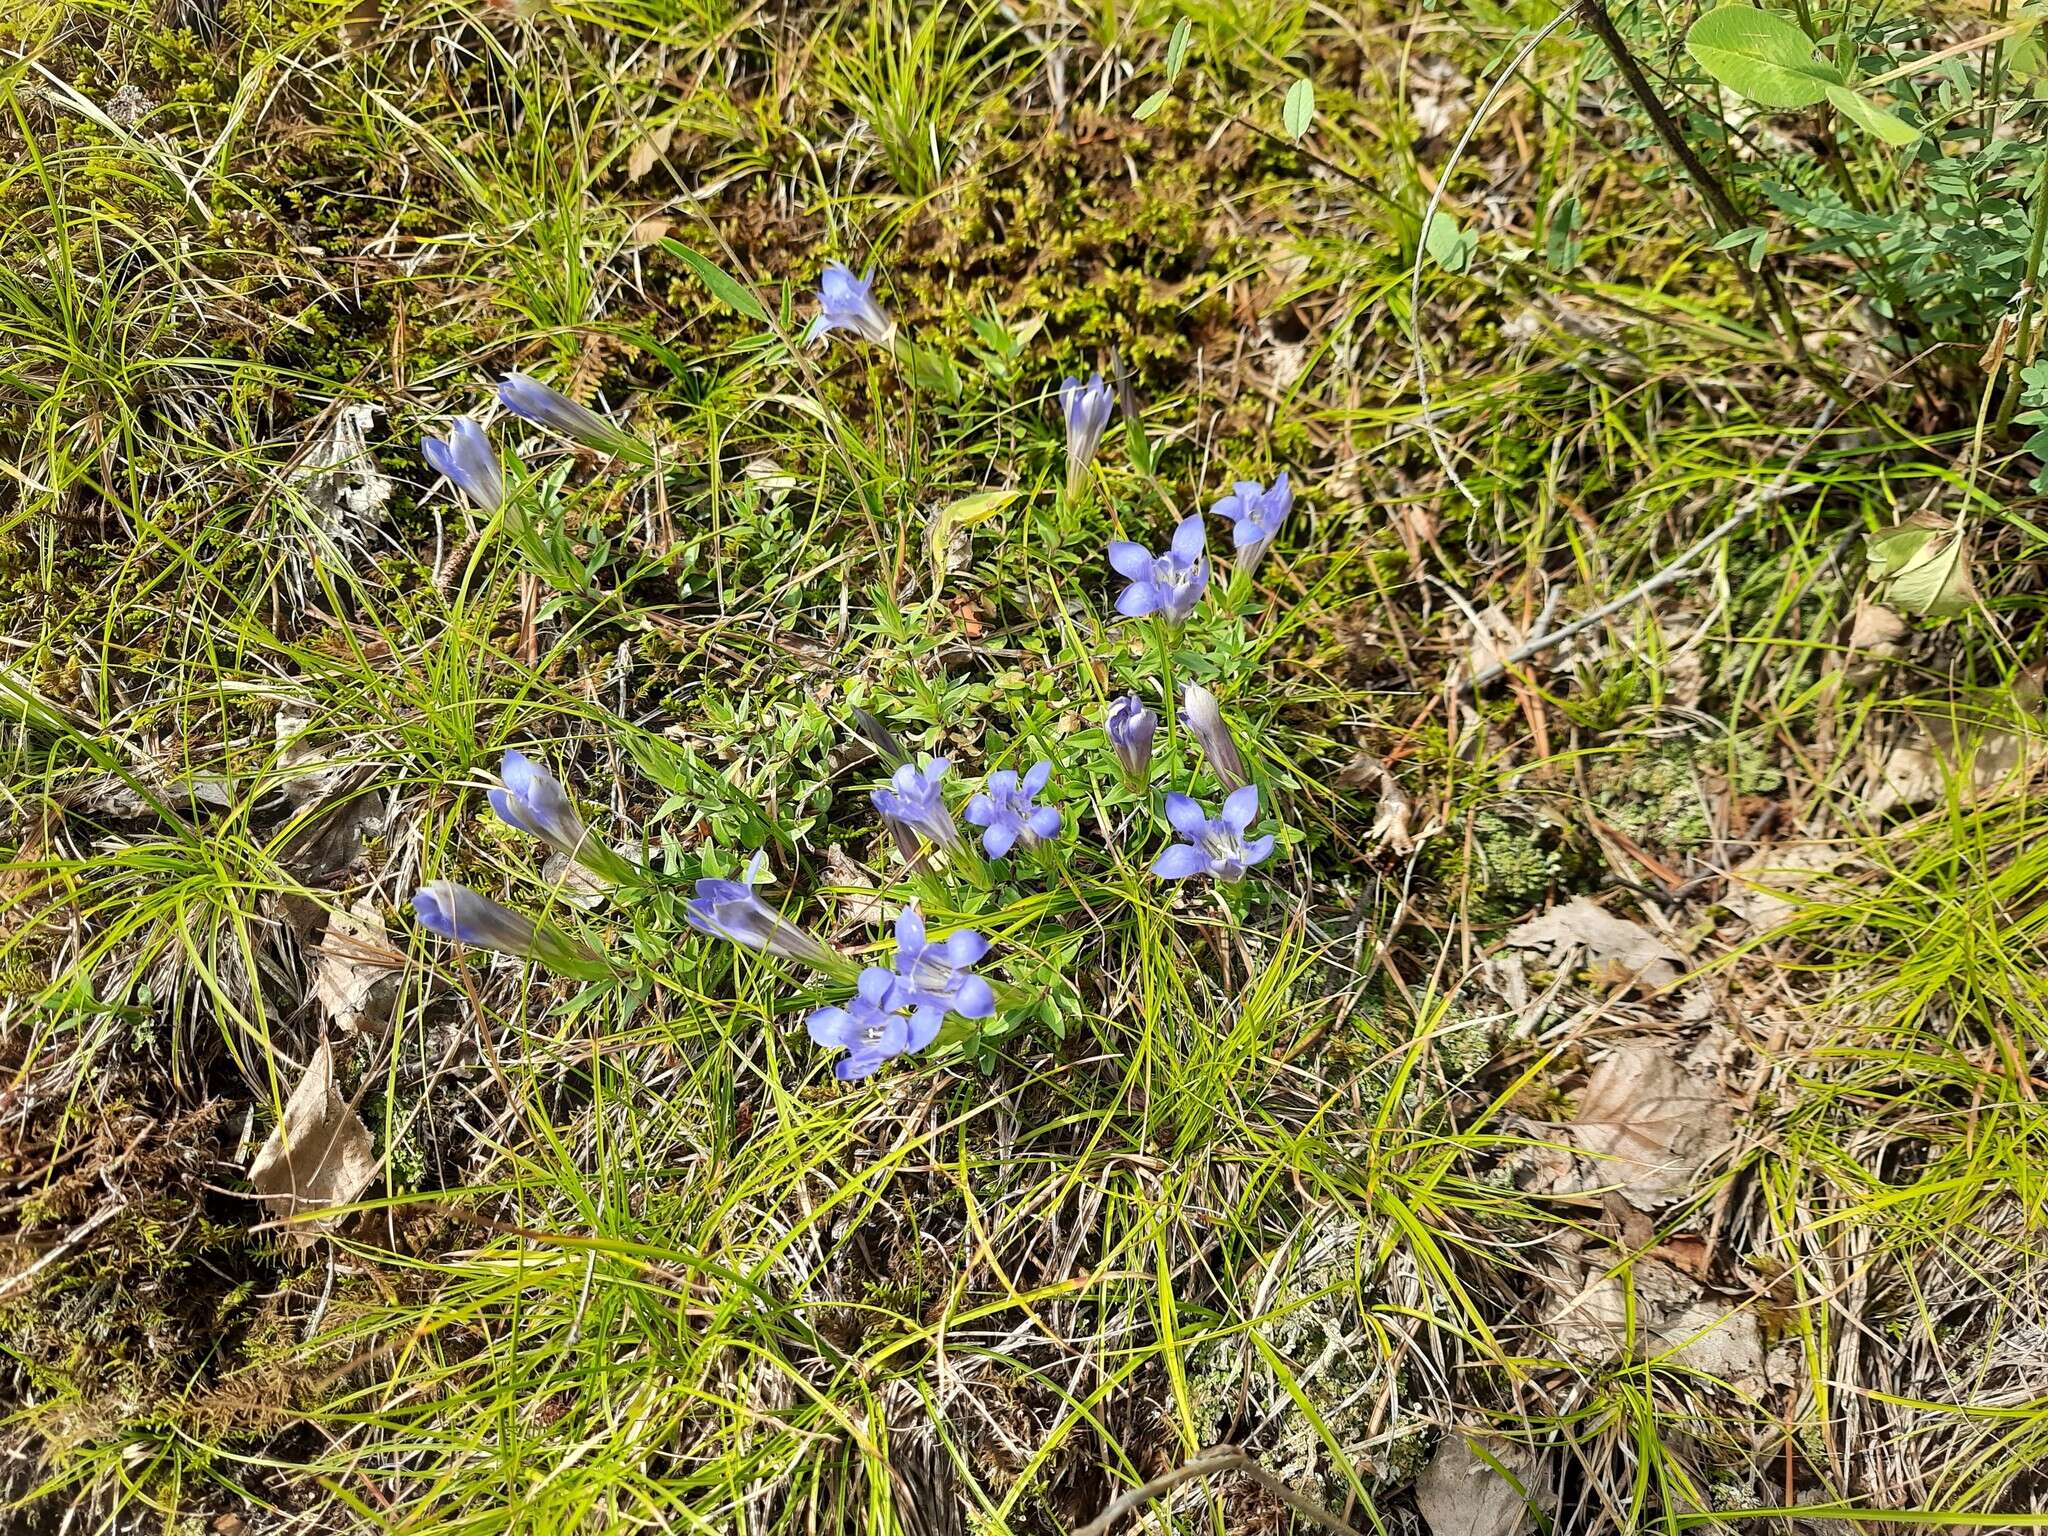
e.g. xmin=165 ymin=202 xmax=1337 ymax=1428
xmin=1464 ymin=398 xmax=1842 ymax=692
xmin=1069 ymin=1444 xmax=1372 ymax=1536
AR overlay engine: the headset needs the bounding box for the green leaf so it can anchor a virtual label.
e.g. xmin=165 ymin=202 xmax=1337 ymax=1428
xmin=1422 ymin=210 xmax=1474 ymax=273
xmin=1282 ymin=76 xmax=1316 ymax=140
xmin=1867 ymin=514 xmax=1976 ymax=619
xmin=1165 ymin=18 xmax=1194 ymax=82
xmin=658 ymin=240 xmax=769 ymax=322
xmin=1824 ymin=85 xmax=1920 ymax=145
xmin=1685 ymin=5 xmax=1841 ymax=108
xmin=1134 ymin=87 xmax=1171 ymax=121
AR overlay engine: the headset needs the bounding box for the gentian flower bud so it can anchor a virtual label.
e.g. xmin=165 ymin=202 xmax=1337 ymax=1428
xmin=1152 ymin=786 xmax=1276 ymax=884
xmin=487 ymin=750 xmax=637 ymax=885
xmin=421 ymin=418 xmax=503 ymax=510
xmin=1105 ymin=694 xmax=1157 ymax=784
xmin=806 ymin=966 xmax=942 ymax=1080
xmin=1058 ymin=372 xmax=1115 ymax=499
xmin=497 ymin=373 xmax=650 ymax=463
xmin=806 ymin=262 xmax=894 ymax=346
xmin=872 ymin=757 xmax=963 ymax=853
xmin=683 ymin=874 xmax=845 ymax=972
xmin=1180 ymin=684 xmax=1249 ymax=792
xmin=1107 ymin=516 xmax=1209 ymax=627
xmin=848 ymin=707 xmax=909 ymax=770
xmin=411 ymin=880 xmax=612 ymax=979
xmin=963 ymin=760 xmax=1061 ymax=859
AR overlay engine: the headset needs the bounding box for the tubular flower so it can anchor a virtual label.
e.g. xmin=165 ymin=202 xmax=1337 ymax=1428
xmin=683 ymin=875 xmax=844 ymax=972
xmin=488 ymin=750 xmax=636 ymax=884
xmin=963 ymin=760 xmax=1061 ymax=859
xmin=1058 ymin=372 xmax=1115 ymax=497
xmin=1108 ymin=515 xmax=1209 ymax=626
xmin=1152 ymin=786 xmax=1276 ymax=884
xmin=497 ymin=372 xmax=647 ymax=461
xmin=420 ymin=418 xmax=503 ymax=510
xmin=1105 ymin=694 xmax=1157 ymax=784
xmin=872 ymin=756 xmax=963 ymax=852
xmin=411 ymin=880 xmax=611 ymax=978
xmin=888 ymin=904 xmax=994 ymax=1020
xmin=1211 ymin=472 xmax=1293 ymax=555
xmin=807 ymin=262 xmax=894 ymax=345
xmin=806 ymin=966 xmax=943 ymax=1080
xmin=1179 ymin=684 xmax=1249 ymax=792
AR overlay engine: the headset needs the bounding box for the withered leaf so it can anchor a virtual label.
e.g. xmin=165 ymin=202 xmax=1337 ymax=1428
xmin=1502 ymin=896 xmax=1684 ymax=991
xmin=248 ymin=1040 xmax=377 ymax=1248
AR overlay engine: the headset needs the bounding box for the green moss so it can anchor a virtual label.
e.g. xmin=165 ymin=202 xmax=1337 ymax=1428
xmin=1593 ymin=737 xmax=1782 ymax=854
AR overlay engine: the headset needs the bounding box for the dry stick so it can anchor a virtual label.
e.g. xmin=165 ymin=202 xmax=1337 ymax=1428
xmin=1068 ymin=1445 xmax=1372 ymax=1536
xmin=1464 ymin=396 xmax=1843 ymax=693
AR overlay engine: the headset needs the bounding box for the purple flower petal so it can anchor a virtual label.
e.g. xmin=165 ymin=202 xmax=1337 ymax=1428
xmin=1115 ymin=583 xmax=1160 ymax=618
xmin=952 ymin=974 xmax=996 ymax=1019
xmin=1152 ymin=844 xmax=1209 ymax=880
xmin=1107 ymin=541 xmax=1154 ymax=580
xmin=1165 ymin=793 xmax=1209 ymax=839
xmin=1169 ymin=514 xmax=1206 ymax=562
xmin=1221 ymin=784 xmax=1261 ymax=833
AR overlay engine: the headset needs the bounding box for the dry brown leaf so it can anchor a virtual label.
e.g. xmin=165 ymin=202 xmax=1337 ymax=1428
xmin=1869 ymin=722 xmax=2041 ymax=814
xmin=1543 ymin=1257 xmax=1764 ymax=1394
xmin=625 ymin=123 xmax=675 ymax=182
xmin=1568 ymin=1044 xmax=1734 ymax=1205
xmin=1465 ymin=604 xmax=1525 ymax=680
xmin=310 ymin=899 xmax=404 ymax=1036
xmin=1848 ymin=597 xmax=1907 ymax=656
xmin=1721 ymin=843 xmax=1852 ymax=931
xmin=1415 ymin=1433 xmax=1550 ymax=1536
xmin=822 ymin=844 xmax=889 ymax=932
xmin=627 ymin=213 xmax=672 ymax=248
xmin=1502 ymin=896 xmax=1683 ymax=991
xmin=248 ymin=1040 xmax=377 ymax=1248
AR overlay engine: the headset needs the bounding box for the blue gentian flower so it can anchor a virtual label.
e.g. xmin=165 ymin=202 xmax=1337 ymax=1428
xmin=1059 ymin=372 xmax=1115 ymax=497
xmin=889 ymin=904 xmax=994 ymax=1020
xmin=872 ymin=756 xmax=962 ymax=852
xmin=806 ymin=966 xmax=942 ymax=1080
xmin=487 ymin=750 xmax=636 ymax=884
xmin=411 ymin=880 xmax=610 ymax=978
xmin=684 ymin=874 xmax=843 ymax=971
xmin=807 ymin=262 xmax=894 ymax=345
xmin=963 ymin=760 xmax=1060 ymax=859
xmin=1180 ymin=684 xmax=1248 ymax=792
xmin=1152 ymin=786 xmax=1276 ymax=883
xmin=497 ymin=373 xmax=645 ymax=461
xmin=420 ymin=418 xmax=503 ymax=510
xmin=1105 ymin=694 xmax=1157 ymax=784
xmin=1108 ymin=516 xmax=1209 ymax=625
xmin=1212 ymin=472 xmax=1293 ymax=553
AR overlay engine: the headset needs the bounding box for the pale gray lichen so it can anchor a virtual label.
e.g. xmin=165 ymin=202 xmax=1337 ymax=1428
xmin=1185 ymin=1220 xmax=1428 ymax=1512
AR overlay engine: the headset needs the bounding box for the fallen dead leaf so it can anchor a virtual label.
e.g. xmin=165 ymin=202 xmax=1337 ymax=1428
xmin=627 ymin=213 xmax=673 ymax=248
xmin=1502 ymin=896 xmax=1684 ymax=992
xmin=1543 ymin=1256 xmax=1765 ymax=1394
xmin=1868 ymin=720 xmax=2042 ymax=814
xmin=1415 ymin=1432 xmax=1550 ymax=1536
xmin=822 ymin=844 xmax=889 ymax=932
xmin=1721 ymin=843 xmax=1853 ymax=931
xmin=1465 ymin=604 xmax=1526 ymax=681
xmin=248 ymin=1040 xmax=377 ymax=1248
xmin=292 ymin=403 xmax=391 ymax=535
xmin=1342 ymin=751 xmax=1420 ymax=854
xmin=1567 ymin=1043 xmax=1735 ymax=1205
xmin=626 ymin=122 xmax=675 ymax=181
xmin=311 ymin=900 xmax=404 ymax=1036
